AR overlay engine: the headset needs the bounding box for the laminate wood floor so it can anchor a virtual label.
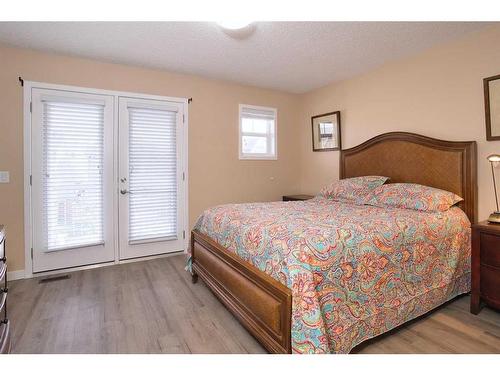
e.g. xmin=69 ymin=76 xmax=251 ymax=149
xmin=8 ymin=255 xmax=500 ymax=354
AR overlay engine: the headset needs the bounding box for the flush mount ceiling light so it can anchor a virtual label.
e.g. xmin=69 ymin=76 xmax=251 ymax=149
xmin=216 ymin=21 xmax=253 ymax=30
xmin=215 ymin=21 xmax=256 ymax=39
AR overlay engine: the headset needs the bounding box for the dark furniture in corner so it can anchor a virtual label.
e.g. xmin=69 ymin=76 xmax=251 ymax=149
xmin=471 ymin=221 xmax=500 ymax=314
xmin=0 ymin=226 xmax=10 ymax=354
xmin=282 ymin=195 xmax=314 ymax=202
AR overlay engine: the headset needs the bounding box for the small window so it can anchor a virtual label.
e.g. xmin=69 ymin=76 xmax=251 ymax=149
xmin=239 ymin=104 xmax=277 ymax=160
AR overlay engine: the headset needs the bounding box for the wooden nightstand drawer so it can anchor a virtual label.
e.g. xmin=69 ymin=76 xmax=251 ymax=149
xmin=480 ymin=232 xmax=500 ymax=268
xmin=480 ymin=265 xmax=500 ymax=299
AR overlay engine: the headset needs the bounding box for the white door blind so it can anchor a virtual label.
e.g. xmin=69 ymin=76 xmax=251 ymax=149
xmin=128 ymin=106 xmax=178 ymax=242
xmin=42 ymin=100 xmax=105 ymax=251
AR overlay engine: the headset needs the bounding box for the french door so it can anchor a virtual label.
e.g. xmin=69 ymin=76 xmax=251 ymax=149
xmin=29 ymin=85 xmax=186 ymax=273
xmin=118 ymin=97 xmax=185 ymax=260
xmin=31 ymin=88 xmax=115 ymax=272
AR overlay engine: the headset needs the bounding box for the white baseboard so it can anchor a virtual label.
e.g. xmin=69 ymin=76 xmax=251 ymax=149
xmin=7 ymin=269 xmax=25 ymax=281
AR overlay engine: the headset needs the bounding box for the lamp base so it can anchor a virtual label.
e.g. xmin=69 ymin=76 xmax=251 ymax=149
xmin=488 ymin=212 xmax=500 ymax=224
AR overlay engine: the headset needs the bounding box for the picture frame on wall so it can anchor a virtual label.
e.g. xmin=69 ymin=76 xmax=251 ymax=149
xmin=311 ymin=111 xmax=341 ymax=151
xmin=484 ymin=74 xmax=500 ymax=141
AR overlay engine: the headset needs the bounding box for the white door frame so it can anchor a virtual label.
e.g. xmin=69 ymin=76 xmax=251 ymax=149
xmin=23 ymin=81 xmax=189 ymax=278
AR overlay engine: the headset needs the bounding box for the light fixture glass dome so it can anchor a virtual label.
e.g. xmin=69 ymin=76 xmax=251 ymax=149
xmin=216 ymin=21 xmax=253 ymax=30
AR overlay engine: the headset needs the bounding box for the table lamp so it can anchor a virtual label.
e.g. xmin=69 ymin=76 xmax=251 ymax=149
xmin=487 ymin=154 xmax=500 ymax=223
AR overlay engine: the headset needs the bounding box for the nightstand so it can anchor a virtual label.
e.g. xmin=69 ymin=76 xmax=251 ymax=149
xmin=282 ymin=194 xmax=314 ymax=202
xmin=471 ymin=221 xmax=500 ymax=314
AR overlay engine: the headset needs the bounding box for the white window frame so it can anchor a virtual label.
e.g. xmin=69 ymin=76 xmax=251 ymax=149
xmin=238 ymin=104 xmax=277 ymax=160
xmin=23 ymin=81 xmax=189 ymax=279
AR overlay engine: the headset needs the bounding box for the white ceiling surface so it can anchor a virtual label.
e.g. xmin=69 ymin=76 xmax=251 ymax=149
xmin=0 ymin=22 xmax=490 ymax=93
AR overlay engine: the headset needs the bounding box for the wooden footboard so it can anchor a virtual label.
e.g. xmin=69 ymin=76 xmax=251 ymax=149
xmin=191 ymin=230 xmax=292 ymax=354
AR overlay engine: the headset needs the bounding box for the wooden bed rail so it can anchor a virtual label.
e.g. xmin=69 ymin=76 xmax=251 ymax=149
xmin=191 ymin=230 xmax=292 ymax=354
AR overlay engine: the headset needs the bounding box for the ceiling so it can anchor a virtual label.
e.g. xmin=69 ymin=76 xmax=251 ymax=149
xmin=0 ymin=22 xmax=491 ymax=93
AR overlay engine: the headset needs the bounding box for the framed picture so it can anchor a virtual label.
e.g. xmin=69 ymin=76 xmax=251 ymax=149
xmin=311 ymin=111 xmax=341 ymax=151
xmin=484 ymin=74 xmax=500 ymax=141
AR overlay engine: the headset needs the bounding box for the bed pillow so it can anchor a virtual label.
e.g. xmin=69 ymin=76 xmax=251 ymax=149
xmin=319 ymin=176 xmax=389 ymax=203
xmin=366 ymin=183 xmax=463 ymax=212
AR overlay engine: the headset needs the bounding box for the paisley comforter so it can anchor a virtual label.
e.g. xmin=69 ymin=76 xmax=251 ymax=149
xmin=193 ymin=197 xmax=471 ymax=354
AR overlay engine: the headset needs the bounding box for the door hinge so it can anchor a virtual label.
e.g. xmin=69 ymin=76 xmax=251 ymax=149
xmin=182 ymin=172 xmax=185 ymax=181
xmin=182 ymin=114 xmax=185 ymax=123
xmin=30 ymin=102 xmax=32 ymax=113
xmin=31 ymin=247 xmax=33 ymax=259
xmin=29 ymin=175 xmax=32 ymax=186
xmin=183 ymin=230 xmax=185 ymax=240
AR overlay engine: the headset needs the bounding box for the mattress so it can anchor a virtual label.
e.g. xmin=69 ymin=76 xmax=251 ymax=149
xmin=194 ymin=197 xmax=471 ymax=353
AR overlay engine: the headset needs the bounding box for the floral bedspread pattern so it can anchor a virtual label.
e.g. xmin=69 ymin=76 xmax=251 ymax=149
xmin=194 ymin=198 xmax=471 ymax=354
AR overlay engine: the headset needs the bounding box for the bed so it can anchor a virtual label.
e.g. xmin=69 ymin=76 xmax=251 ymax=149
xmin=190 ymin=132 xmax=477 ymax=354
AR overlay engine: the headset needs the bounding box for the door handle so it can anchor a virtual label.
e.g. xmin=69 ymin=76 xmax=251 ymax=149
xmin=120 ymin=189 xmax=129 ymax=195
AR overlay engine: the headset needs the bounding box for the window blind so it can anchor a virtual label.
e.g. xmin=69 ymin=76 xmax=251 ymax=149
xmin=42 ymin=100 xmax=105 ymax=252
xmin=128 ymin=106 xmax=178 ymax=242
xmin=240 ymin=106 xmax=275 ymax=121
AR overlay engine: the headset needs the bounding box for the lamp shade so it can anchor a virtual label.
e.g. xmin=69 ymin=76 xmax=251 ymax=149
xmin=487 ymin=154 xmax=500 ymax=162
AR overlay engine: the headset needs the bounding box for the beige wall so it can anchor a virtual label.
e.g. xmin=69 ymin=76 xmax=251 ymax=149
xmin=0 ymin=43 xmax=301 ymax=272
xmin=298 ymin=25 xmax=500 ymax=222
xmin=2 ymin=25 xmax=500 ymax=274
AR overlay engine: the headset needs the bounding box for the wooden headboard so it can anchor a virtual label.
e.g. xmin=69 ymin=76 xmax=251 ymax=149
xmin=340 ymin=132 xmax=477 ymax=222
